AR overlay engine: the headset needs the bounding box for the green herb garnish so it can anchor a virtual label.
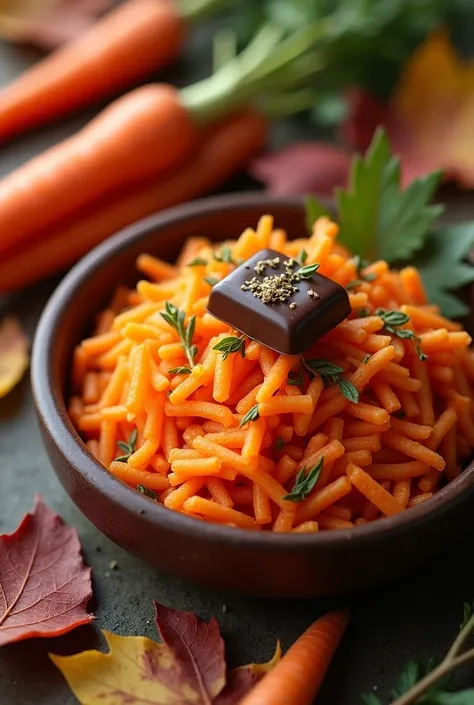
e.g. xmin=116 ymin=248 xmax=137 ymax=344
xmin=362 ymin=354 xmax=370 ymax=364
xmin=304 ymin=358 xmax=359 ymax=403
xmin=376 ymin=308 xmax=427 ymax=362
xmin=160 ymin=302 xmax=197 ymax=368
xmin=187 ymin=258 xmax=208 ymax=267
xmin=213 ymin=335 xmax=246 ymax=360
xmin=297 ymin=249 xmax=308 ymax=265
xmin=275 ymin=437 xmax=285 ymax=453
xmin=213 ymin=246 xmax=235 ymax=264
xmin=282 ymin=458 xmax=323 ymax=502
xmin=204 ymin=276 xmax=219 ymax=287
xmin=239 ymin=404 xmax=259 ymax=427
xmin=297 ymin=263 xmax=320 ymax=279
xmin=137 ymin=485 xmax=157 ymax=500
xmin=305 ymin=129 xmax=474 ymax=318
xmin=287 ymin=370 xmax=304 ymax=387
xmin=168 ymin=366 xmax=192 ymax=375
xmin=362 ymin=601 xmax=474 ymax=704
xmin=115 ymin=429 xmax=137 ymax=463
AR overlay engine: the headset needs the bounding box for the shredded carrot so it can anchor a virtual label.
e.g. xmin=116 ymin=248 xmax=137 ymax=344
xmin=69 ymin=214 xmax=474 ymax=533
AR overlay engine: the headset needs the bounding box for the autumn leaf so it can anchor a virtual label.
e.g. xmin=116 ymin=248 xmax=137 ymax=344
xmin=250 ymin=142 xmax=352 ymax=197
xmin=0 ymin=495 xmax=93 ymax=646
xmin=0 ymin=316 xmax=29 ymax=398
xmin=0 ymin=0 xmax=113 ymax=50
xmin=154 ymin=601 xmax=226 ymax=701
xmin=343 ymin=30 xmax=474 ymax=188
xmin=51 ymin=603 xmax=280 ymax=705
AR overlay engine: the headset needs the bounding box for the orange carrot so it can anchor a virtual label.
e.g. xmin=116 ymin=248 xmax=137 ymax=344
xmin=0 ymin=110 xmax=267 ymax=291
xmin=239 ymin=610 xmax=349 ymax=705
xmin=0 ymin=84 xmax=197 ymax=258
xmin=0 ymin=0 xmax=188 ymax=142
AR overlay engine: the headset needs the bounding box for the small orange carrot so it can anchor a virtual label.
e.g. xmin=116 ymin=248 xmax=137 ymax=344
xmin=0 ymin=110 xmax=267 ymax=292
xmin=0 ymin=0 xmax=186 ymax=143
xmin=239 ymin=609 xmax=350 ymax=705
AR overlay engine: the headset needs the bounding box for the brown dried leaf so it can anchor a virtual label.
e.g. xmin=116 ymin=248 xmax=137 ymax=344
xmin=0 ymin=0 xmax=113 ymax=50
xmin=0 ymin=316 xmax=29 ymax=398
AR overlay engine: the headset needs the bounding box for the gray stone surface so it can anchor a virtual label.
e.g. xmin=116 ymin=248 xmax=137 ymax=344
xmin=2 ymin=19 xmax=474 ymax=705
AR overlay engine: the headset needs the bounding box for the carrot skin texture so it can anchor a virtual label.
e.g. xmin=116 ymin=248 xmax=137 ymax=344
xmin=0 ymin=0 xmax=184 ymax=142
xmin=0 ymin=111 xmax=267 ymax=291
xmin=0 ymin=84 xmax=197 ymax=257
xmin=239 ymin=609 xmax=350 ymax=705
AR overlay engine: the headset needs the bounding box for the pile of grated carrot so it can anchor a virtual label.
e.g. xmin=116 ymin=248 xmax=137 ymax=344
xmin=69 ymin=215 xmax=474 ymax=532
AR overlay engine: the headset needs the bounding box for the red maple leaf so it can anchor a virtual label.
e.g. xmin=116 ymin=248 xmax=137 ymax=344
xmin=0 ymin=495 xmax=93 ymax=646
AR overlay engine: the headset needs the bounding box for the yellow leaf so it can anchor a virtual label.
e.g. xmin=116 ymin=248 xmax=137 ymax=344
xmin=50 ymin=630 xmax=201 ymax=705
xmin=393 ymin=29 xmax=474 ymax=187
xmin=0 ymin=317 xmax=29 ymax=398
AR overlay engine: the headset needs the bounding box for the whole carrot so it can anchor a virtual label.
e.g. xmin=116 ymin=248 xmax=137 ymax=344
xmin=239 ymin=609 xmax=350 ymax=705
xmin=0 ymin=22 xmax=321 ymax=258
xmin=0 ymin=0 xmax=230 ymax=142
xmin=0 ymin=110 xmax=267 ymax=292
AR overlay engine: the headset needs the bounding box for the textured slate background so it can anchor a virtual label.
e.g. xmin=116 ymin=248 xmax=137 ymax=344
xmin=2 ymin=15 xmax=474 ymax=705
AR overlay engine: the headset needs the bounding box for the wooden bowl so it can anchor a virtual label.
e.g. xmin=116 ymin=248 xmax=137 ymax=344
xmin=31 ymin=193 xmax=474 ymax=598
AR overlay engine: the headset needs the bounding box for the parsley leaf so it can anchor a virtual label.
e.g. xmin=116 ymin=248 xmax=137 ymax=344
xmin=283 ymin=458 xmax=323 ymax=502
xmin=336 ymin=129 xmax=443 ymax=263
xmin=115 ymin=429 xmax=137 ymax=463
xmin=391 ymin=660 xmax=423 ymax=698
xmin=213 ymin=335 xmax=246 ymax=360
xmin=204 ymin=276 xmax=219 ymax=287
xmin=304 ymin=358 xmax=359 ymax=402
xmin=187 ymin=258 xmax=208 ymax=267
xmin=415 ymin=223 xmax=474 ymax=319
xmin=239 ymin=404 xmax=259 ymax=427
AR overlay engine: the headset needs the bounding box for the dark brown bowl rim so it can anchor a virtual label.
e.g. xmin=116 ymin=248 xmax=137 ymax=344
xmin=32 ymin=192 xmax=474 ymax=551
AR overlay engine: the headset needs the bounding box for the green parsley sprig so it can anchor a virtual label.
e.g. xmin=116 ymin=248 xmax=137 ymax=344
xmin=283 ymin=458 xmax=324 ymax=502
xmin=304 ymin=358 xmax=359 ymax=403
xmin=115 ymin=430 xmax=137 ymax=463
xmin=213 ymin=335 xmax=246 ymax=360
xmin=161 ymin=302 xmax=198 ymax=369
xmin=376 ymin=308 xmax=427 ymax=362
xmin=187 ymin=258 xmax=208 ymax=267
xmin=305 ymin=128 xmax=474 ymax=319
xmin=364 ymin=602 xmax=474 ymax=705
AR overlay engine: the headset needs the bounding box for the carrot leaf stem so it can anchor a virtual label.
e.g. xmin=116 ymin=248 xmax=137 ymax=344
xmin=181 ymin=21 xmax=330 ymax=124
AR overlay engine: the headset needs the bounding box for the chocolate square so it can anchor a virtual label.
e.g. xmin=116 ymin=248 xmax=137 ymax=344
xmin=207 ymin=249 xmax=351 ymax=355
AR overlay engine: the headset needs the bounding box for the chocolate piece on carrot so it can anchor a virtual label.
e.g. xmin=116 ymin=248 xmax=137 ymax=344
xmin=207 ymin=249 xmax=351 ymax=355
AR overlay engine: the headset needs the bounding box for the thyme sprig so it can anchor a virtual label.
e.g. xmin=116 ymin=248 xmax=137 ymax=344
xmin=115 ymin=429 xmax=137 ymax=463
xmin=213 ymin=335 xmax=246 ymax=360
xmin=161 ymin=302 xmax=198 ymax=368
xmin=365 ymin=603 xmax=474 ymax=704
xmin=283 ymin=458 xmax=324 ymax=502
